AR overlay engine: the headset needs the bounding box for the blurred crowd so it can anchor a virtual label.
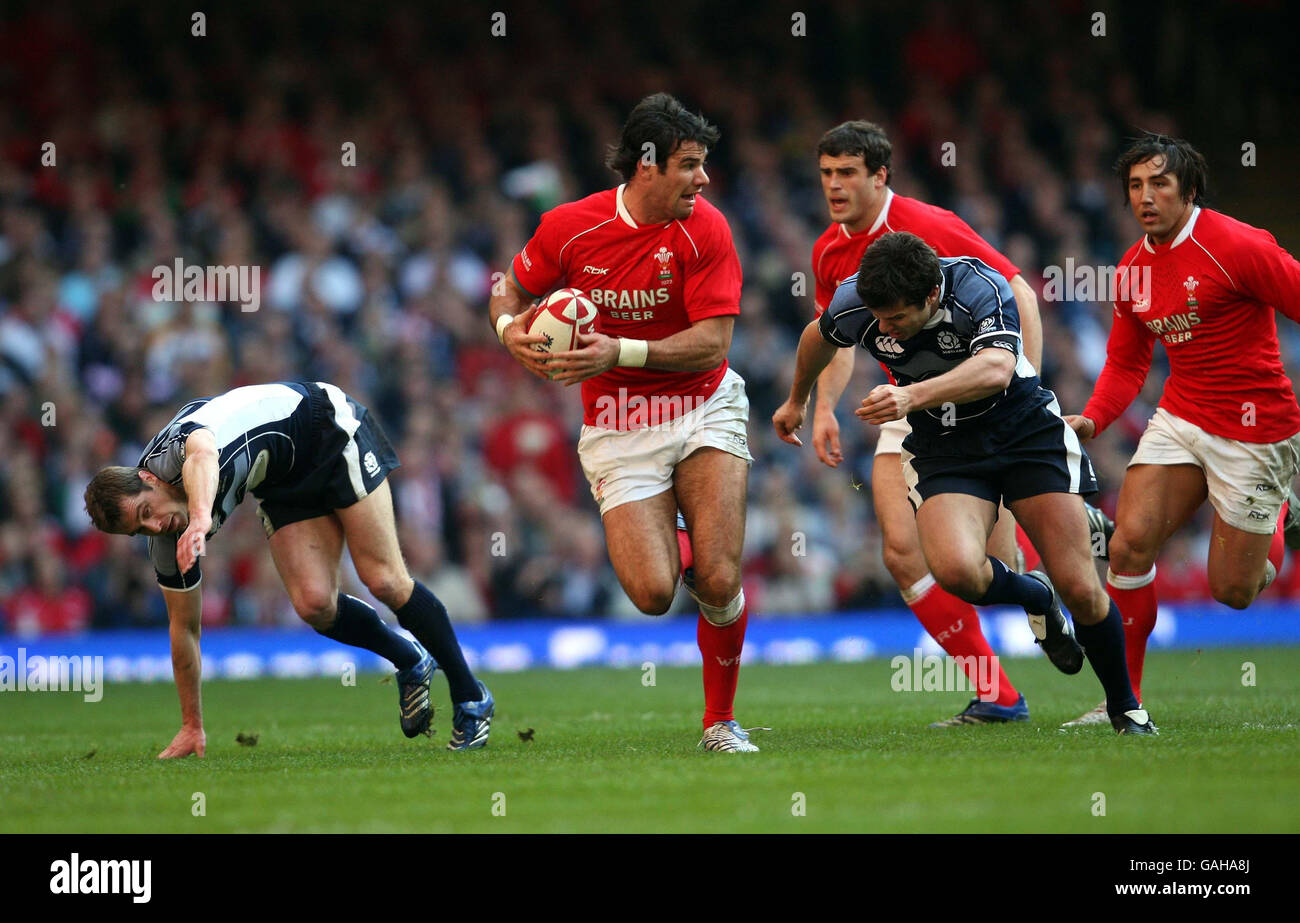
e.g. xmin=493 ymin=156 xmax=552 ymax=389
xmin=2 ymin=0 xmax=1299 ymax=634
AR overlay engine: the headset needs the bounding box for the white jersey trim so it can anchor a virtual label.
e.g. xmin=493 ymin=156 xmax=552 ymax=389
xmin=868 ymin=187 xmax=895 ymax=235
xmin=615 ymin=183 xmax=638 ymax=228
xmin=319 ymin=382 xmax=366 ymax=501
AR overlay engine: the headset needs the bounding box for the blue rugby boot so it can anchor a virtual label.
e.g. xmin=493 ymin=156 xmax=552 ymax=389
xmin=447 ymin=680 xmax=494 ymax=751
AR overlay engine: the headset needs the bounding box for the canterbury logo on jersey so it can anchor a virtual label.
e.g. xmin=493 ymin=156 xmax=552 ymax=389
xmin=875 ymin=336 xmax=905 ymax=355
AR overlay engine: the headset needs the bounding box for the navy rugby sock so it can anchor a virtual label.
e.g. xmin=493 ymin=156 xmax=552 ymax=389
xmin=973 ymin=556 xmax=1053 ymax=613
xmin=1074 ymin=601 xmax=1141 ymax=716
xmin=319 ymin=593 xmax=421 ymax=671
xmin=394 ymin=582 xmax=479 ymax=703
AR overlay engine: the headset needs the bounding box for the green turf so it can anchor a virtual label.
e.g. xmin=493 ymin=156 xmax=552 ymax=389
xmin=1 ymin=647 xmax=1297 ymax=832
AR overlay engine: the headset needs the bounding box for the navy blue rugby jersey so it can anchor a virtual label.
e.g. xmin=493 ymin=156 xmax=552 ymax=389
xmin=819 ymin=256 xmax=1049 ymax=443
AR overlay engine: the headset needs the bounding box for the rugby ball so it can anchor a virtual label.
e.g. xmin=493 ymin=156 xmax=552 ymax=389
xmin=527 ymin=288 xmax=598 ymax=356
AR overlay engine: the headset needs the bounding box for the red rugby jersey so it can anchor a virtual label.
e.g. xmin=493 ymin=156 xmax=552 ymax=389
xmin=811 ymin=188 xmax=1021 ymax=315
xmin=512 ymin=185 xmax=742 ymax=429
xmin=1083 ymin=207 xmax=1300 ymax=443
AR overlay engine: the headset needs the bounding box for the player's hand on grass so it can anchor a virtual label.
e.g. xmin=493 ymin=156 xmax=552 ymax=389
xmin=502 ymin=303 xmax=553 ymax=380
xmin=159 ymin=725 xmax=206 ymax=759
xmin=811 ymin=406 xmax=843 ymax=467
xmin=547 ymin=332 xmax=620 ymax=385
xmin=856 ymin=384 xmax=911 ymax=424
xmin=772 ymin=399 xmax=807 ymax=446
xmin=176 ymin=517 xmax=209 ymax=575
xmin=1064 ymin=414 xmax=1096 ymax=441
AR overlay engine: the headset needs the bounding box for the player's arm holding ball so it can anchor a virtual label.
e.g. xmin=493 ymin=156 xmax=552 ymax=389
xmin=547 ymin=315 xmax=734 ymax=384
xmin=489 ymin=269 xmax=551 ymax=379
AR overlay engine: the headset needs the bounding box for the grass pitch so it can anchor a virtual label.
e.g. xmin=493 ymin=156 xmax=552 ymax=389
xmin=2 ymin=647 xmax=1297 ymax=833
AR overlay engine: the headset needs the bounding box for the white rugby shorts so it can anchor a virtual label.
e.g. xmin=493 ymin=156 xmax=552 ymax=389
xmin=874 ymin=417 xmax=911 ymax=456
xmin=1130 ymin=407 xmax=1300 ymax=534
xmin=577 ymin=367 xmax=753 ymax=515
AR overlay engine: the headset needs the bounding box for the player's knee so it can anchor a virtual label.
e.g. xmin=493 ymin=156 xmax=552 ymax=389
xmin=692 ymin=566 xmax=741 ymax=609
xmin=1108 ymin=532 xmax=1157 ymax=573
xmin=627 ymin=580 xmax=677 ymax=616
xmin=291 ymin=587 xmax=338 ymax=629
xmin=361 ymin=567 xmax=413 ymax=609
xmin=928 ymin=561 xmax=986 ymax=603
xmin=1211 ymin=580 xmax=1257 ymax=611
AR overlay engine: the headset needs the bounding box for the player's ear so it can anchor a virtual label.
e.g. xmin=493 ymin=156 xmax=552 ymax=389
xmin=138 ymin=470 xmax=158 ymax=490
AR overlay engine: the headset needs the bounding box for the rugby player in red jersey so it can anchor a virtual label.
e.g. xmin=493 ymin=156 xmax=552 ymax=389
xmin=1064 ymin=133 xmax=1300 ymax=726
xmin=805 ymin=121 xmax=1112 ymax=726
xmin=489 ymin=94 xmax=761 ymax=752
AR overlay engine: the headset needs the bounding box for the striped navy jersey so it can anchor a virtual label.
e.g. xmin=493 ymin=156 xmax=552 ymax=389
xmin=819 ymin=256 xmax=1046 ymax=442
xmin=138 ymin=382 xmax=315 ymax=590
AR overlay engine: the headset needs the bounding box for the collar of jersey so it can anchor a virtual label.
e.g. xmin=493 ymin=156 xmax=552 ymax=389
xmin=615 ymin=184 xmax=672 ymax=229
xmin=840 ymin=187 xmax=895 ymax=238
xmin=1142 ymin=205 xmax=1201 ymax=253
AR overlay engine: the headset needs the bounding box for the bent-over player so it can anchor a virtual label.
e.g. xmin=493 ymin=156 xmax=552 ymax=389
xmin=84 ymin=381 xmax=492 ymax=756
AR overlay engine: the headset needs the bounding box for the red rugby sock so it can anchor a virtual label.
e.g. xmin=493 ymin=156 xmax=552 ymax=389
xmin=1015 ymin=523 xmax=1042 ymax=572
xmin=677 ymin=523 xmax=694 ymax=576
xmin=1106 ymin=568 xmax=1157 ymax=703
xmin=907 ymin=576 xmax=1019 ymax=706
xmin=698 ymin=607 xmax=747 ymax=728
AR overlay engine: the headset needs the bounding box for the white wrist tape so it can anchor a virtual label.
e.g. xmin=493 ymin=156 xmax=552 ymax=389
xmin=495 ymin=313 xmax=515 ymax=344
xmin=617 ymin=337 xmax=648 ymax=367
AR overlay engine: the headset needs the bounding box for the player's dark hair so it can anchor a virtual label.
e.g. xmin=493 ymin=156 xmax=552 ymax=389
xmin=1115 ymin=132 xmax=1209 ymax=205
xmin=605 ymin=93 xmax=720 ymax=182
xmin=84 ymin=466 xmax=149 ymax=534
xmin=817 ymin=120 xmax=892 ymax=184
xmin=856 ymin=232 xmax=942 ymax=310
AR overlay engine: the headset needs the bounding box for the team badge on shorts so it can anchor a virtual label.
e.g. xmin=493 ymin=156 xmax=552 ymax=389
xmin=364 ymin=451 xmax=380 ymax=476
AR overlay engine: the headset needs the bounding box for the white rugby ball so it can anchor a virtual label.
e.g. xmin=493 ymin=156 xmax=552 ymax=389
xmin=527 ymin=288 xmax=598 ymax=357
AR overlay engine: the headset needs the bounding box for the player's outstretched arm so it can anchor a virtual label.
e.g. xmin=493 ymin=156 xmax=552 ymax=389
xmin=812 ymin=347 xmax=855 ymax=466
xmin=489 ymin=270 xmax=551 ymax=379
xmin=158 ymin=585 xmax=206 ymax=759
xmin=857 ymin=348 xmax=1015 ymax=424
xmin=774 ymin=319 xmax=843 ymax=446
